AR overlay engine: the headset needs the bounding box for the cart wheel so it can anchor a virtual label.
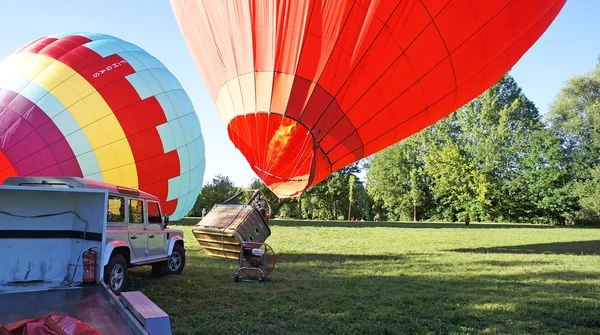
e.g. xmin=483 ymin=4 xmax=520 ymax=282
xmin=234 ymin=274 xmax=240 ymax=282
xmin=258 ymin=277 xmax=264 ymax=283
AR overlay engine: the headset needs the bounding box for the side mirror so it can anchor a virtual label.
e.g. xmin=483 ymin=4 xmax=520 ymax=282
xmin=163 ymin=214 xmax=170 ymax=227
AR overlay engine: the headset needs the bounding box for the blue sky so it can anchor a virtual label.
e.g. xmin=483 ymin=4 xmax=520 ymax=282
xmin=0 ymin=1 xmax=598 ymax=187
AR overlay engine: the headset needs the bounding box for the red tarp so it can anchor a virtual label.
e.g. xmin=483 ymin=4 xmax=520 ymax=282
xmin=0 ymin=312 xmax=100 ymax=335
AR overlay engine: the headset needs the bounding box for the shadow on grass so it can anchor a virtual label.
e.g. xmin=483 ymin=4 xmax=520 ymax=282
xmin=450 ymin=240 xmax=600 ymax=255
xmin=473 ymin=259 xmax=553 ymax=267
xmin=267 ymin=220 xmax=578 ymax=229
xmin=128 ymin=251 xmax=600 ymax=335
xmin=276 ymin=253 xmax=411 ymax=263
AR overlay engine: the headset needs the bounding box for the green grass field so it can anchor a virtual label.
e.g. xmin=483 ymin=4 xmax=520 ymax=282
xmin=128 ymin=220 xmax=600 ymax=335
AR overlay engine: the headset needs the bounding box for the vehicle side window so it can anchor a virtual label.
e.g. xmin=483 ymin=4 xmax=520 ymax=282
xmin=148 ymin=201 xmax=162 ymax=224
xmin=129 ymin=199 xmax=144 ymax=224
xmin=108 ymin=196 xmax=124 ymax=223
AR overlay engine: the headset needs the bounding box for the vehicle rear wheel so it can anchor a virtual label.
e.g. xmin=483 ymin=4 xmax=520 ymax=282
xmin=104 ymin=254 xmax=127 ymax=295
xmin=167 ymin=244 xmax=185 ymax=274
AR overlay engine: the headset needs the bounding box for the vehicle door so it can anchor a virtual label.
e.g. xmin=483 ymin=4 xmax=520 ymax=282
xmin=146 ymin=200 xmax=167 ymax=257
xmin=106 ymin=195 xmax=128 ymax=243
xmin=128 ymin=198 xmax=148 ymax=259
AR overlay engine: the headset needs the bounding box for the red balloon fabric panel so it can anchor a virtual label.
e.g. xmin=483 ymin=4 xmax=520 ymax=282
xmin=171 ymin=0 xmax=566 ymax=198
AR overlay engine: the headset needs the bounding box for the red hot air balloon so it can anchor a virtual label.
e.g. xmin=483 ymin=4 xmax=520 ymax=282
xmin=170 ymin=0 xmax=566 ymax=198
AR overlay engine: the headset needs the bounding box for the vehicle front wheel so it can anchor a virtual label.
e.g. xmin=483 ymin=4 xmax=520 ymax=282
xmin=167 ymin=244 xmax=185 ymax=275
xmin=104 ymin=254 xmax=127 ymax=295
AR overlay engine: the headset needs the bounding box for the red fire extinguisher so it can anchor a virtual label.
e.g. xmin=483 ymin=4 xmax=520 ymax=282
xmin=82 ymin=247 xmax=97 ymax=284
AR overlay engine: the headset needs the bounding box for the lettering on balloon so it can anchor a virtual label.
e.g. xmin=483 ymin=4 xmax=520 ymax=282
xmin=92 ymin=60 xmax=129 ymax=78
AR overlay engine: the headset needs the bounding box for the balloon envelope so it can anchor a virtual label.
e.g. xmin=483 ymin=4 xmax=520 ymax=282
xmin=171 ymin=0 xmax=565 ymax=198
xmin=0 ymin=32 xmax=205 ymax=220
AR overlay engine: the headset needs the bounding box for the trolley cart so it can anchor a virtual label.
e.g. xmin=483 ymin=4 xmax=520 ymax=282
xmin=234 ymin=241 xmax=276 ymax=283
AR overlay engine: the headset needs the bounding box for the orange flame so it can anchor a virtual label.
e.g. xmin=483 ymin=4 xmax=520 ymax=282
xmin=267 ymin=118 xmax=297 ymax=163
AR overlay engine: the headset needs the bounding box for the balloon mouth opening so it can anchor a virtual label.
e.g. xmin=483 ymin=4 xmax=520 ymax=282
xmin=251 ymin=165 xmax=311 ymax=198
xmin=227 ymin=114 xmax=315 ymax=198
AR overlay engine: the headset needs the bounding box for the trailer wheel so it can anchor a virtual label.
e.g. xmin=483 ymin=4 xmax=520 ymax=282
xmin=167 ymin=244 xmax=185 ymax=274
xmin=104 ymin=254 xmax=127 ymax=295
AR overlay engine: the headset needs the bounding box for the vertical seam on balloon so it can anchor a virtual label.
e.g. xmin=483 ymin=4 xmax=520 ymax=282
xmin=200 ymin=0 xmax=257 ymax=172
xmin=302 ymin=0 xmax=391 ymax=131
xmin=251 ymin=3 xmax=272 ymax=174
xmin=285 ymin=0 xmax=315 ymax=111
xmin=327 ymin=1 xmax=559 ymax=167
xmin=466 ymin=0 xmax=488 ymax=65
xmin=294 ymin=1 xmax=358 ymax=124
xmin=238 ymin=2 xmax=256 ymax=173
xmin=317 ymin=0 xmax=455 ymax=141
xmin=305 ymin=0 xmax=408 ymax=176
xmin=506 ymin=0 xmax=517 ymax=65
xmin=320 ymin=22 xmax=425 ymax=148
xmin=252 ymin=5 xmax=268 ymax=175
xmin=322 ymin=0 xmax=513 ymax=156
xmin=420 ymin=0 xmax=459 ymax=113
xmin=284 ymin=0 xmax=324 ymax=125
xmin=265 ymin=0 xmax=317 ymax=185
xmin=246 ymin=2 xmax=264 ymax=178
xmin=263 ymin=0 xmax=282 ymax=175
xmin=226 ymin=2 xmax=251 ymax=166
xmin=307 ymin=0 xmax=405 ymax=139
xmin=262 ymin=6 xmax=282 ymax=175
xmin=293 ymin=1 xmax=360 ymax=185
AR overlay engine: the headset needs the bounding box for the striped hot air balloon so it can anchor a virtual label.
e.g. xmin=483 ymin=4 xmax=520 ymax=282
xmin=170 ymin=0 xmax=566 ymax=198
xmin=0 ymin=32 xmax=205 ymax=220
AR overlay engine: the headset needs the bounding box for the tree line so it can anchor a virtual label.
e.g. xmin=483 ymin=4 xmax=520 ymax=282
xmin=190 ymin=57 xmax=600 ymax=225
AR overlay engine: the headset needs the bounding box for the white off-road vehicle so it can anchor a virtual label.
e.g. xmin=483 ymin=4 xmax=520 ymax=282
xmin=3 ymin=176 xmax=186 ymax=295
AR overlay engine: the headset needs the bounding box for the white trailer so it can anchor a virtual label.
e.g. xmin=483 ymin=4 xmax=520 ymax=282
xmin=0 ymin=184 xmax=172 ymax=334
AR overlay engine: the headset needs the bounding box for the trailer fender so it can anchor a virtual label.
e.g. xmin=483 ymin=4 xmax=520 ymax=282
xmin=168 ymin=236 xmax=184 ymax=255
xmin=103 ymin=241 xmax=131 ymax=267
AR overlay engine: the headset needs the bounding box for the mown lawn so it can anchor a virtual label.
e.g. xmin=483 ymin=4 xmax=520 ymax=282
xmin=128 ymin=220 xmax=600 ymax=335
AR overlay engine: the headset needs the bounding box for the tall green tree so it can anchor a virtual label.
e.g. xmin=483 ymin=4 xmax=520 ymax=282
xmin=574 ymin=166 xmax=600 ymax=222
xmin=347 ymin=175 xmax=356 ymax=220
xmin=189 ymin=175 xmax=241 ymax=216
xmin=366 ymin=133 xmax=433 ymax=221
xmin=455 ymin=74 xmax=542 ymax=221
xmin=367 ymin=73 xmax=573 ymax=224
xmin=424 ymin=134 xmax=478 ymax=221
xmin=547 ymin=56 xmax=600 ymax=222
xmin=297 ymin=163 xmax=371 ymax=220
